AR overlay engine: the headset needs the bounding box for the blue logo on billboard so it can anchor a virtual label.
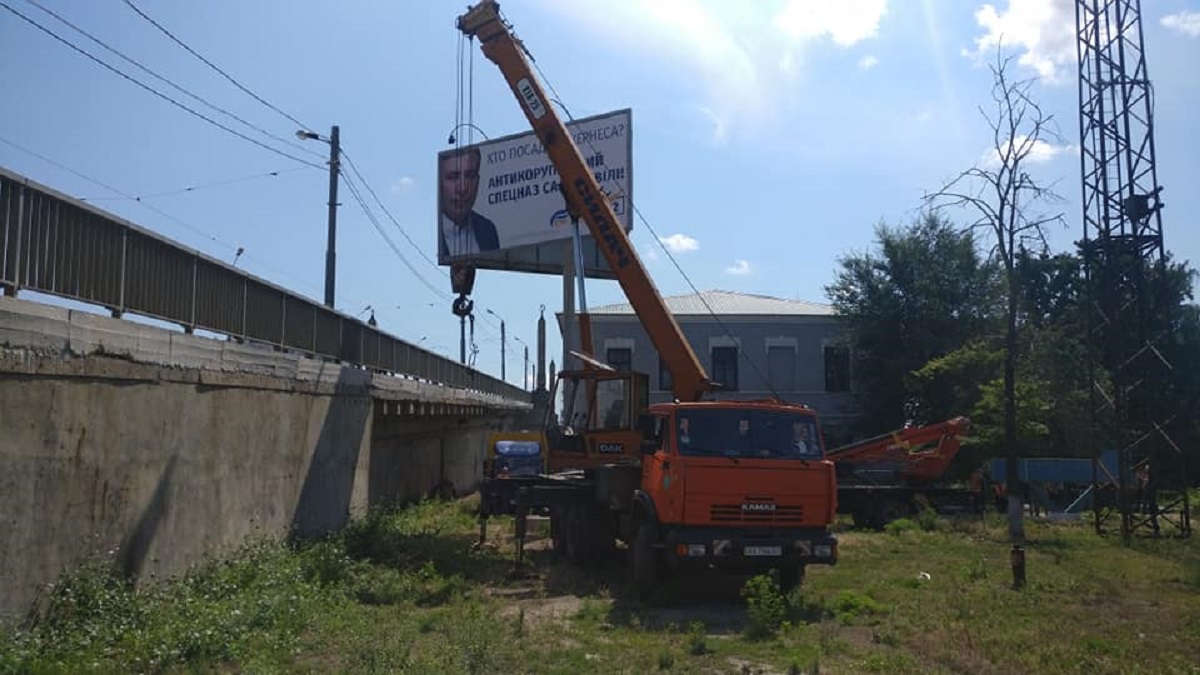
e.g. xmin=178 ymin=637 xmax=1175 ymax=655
xmin=550 ymin=209 xmax=571 ymax=229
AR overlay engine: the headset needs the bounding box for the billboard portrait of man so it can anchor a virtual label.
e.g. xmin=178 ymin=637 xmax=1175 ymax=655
xmin=438 ymin=146 xmax=500 ymax=261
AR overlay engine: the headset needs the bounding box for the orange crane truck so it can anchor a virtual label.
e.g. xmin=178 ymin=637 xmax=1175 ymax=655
xmin=459 ymin=0 xmax=838 ymax=594
xmin=828 ymin=416 xmax=983 ymax=528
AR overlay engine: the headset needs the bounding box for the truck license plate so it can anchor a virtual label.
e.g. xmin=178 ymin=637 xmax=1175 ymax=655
xmin=744 ymin=545 xmax=782 ymax=557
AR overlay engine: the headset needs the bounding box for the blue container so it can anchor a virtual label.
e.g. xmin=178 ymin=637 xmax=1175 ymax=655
xmin=987 ymin=449 xmax=1119 ymax=484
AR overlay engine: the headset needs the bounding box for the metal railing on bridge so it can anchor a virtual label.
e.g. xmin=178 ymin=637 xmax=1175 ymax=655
xmin=0 ymin=166 xmax=527 ymax=402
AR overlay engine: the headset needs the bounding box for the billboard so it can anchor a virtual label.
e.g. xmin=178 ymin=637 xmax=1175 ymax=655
xmin=435 ymin=108 xmax=632 ymax=279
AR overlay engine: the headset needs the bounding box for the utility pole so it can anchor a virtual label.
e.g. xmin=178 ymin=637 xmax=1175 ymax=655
xmin=500 ymin=319 xmax=506 ymax=381
xmin=523 ymin=344 xmax=529 ymax=390
xmin=324 ymin=125 xmax=340 ymax=309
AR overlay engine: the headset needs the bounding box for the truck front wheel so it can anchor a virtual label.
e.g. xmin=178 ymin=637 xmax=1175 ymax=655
xmin=777 ymin=564 xmax=805 ymax=592
xmin=632 ymin=524 xmax=661 ymax=598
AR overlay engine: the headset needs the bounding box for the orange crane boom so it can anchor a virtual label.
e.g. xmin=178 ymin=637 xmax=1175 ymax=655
xmin=455 ymin=1 xmax=713 ymax=402
xmin=827 ymin=417 xmax=971 ymax=484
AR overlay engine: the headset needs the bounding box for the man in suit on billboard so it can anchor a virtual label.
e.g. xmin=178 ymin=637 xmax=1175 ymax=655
xmin=438 ymin=146 xmax=500 ymax=260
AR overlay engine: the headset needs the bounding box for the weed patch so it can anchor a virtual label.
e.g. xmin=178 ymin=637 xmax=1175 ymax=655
xmin=3 ymin=499 xmax=1196 ymax=674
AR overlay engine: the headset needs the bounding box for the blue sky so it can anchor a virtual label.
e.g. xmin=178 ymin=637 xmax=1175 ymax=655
xmin=2 ymin=0 xmax=1198 ymax=389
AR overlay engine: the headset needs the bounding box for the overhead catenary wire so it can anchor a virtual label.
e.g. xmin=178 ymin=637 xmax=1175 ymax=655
xmin=77 ymin=166 xmax=308 ymax=203
xmin=0 ymin=1 xmax=324 ymax=170
xmin=19 ymin=0 xmax=325 ymax=162
xmin=120 ymin=0 xmax=312 ymax=132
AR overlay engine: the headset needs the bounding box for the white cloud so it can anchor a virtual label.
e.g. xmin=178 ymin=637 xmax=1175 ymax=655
xmin=980 ymin=135 xmax=1076 ymax=167
xmin=964 ymin=0 xmax=1077 ymax=83
xmin=390 ymin=176 xmax=414 ymax=193
xmin=773 ymin=0 xmax=888 ymax=46
xmin=659 ymin=233 xmax=700 ymax=252
xmin=724 ymin=259 xmax=753 ymax=275
xmin=529 ymin=0 xmax=888 ymax=140
xmin=1162 ymin=10 xmax=1200 ymax=37
xmin=858 ymin=54 xmax=880 ymax=70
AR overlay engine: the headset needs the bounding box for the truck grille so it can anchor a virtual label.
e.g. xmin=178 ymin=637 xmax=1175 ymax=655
xmin=710 ymin=503 xmax=805 ymax=524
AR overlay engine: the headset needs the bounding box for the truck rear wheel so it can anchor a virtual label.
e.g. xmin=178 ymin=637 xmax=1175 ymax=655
xmin=563 ymin=505 xmax=587 ymax=564
xmin=631 ymin=524 xmax=660 ymax=598
xmin=549 ymin=506 xmax=567 ymax=558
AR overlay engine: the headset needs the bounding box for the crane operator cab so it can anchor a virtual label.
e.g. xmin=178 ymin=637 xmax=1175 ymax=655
xmin=543 ymin=368 xmax=649 ymax=472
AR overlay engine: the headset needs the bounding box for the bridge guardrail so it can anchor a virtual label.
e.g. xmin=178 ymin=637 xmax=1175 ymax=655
xmin=0 ymin=166 xmax=528 ymax=402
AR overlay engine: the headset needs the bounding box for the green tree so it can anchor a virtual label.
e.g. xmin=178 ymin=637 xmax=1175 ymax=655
xmin=824 ymin=212 xmax=1000 ymax=436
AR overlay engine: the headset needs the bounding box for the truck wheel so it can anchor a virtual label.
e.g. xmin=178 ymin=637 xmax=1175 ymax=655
xmin=632 ymin=524 xmax=660 ymax=598
xmin=875 ymin=498 xmax=909 ymax=527
xmin=563 ymin=505 xmax=587 ymax=564
xmin=549 ymin=506 xmax=567 ymax=558
xmin=778 ymin=564 xmax=805 ymax=592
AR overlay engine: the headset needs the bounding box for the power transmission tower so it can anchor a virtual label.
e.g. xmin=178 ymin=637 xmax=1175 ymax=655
xmin=1076 ymin=0 xmax=1191 ymax=539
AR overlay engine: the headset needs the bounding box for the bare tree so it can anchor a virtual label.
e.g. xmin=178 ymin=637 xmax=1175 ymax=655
xmin=923 ymin=45 xmax=1067 ymax=542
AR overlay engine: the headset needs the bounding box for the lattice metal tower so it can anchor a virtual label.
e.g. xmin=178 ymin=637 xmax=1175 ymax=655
xmin=1076 ymin=0 xmax=1191 ymax=539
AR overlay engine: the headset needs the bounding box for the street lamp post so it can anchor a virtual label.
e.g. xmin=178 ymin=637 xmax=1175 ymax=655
xmin=486 ymin=309 xmax=506 ymax=381
xmin=296 ymin=125 xmax=340 ymax=309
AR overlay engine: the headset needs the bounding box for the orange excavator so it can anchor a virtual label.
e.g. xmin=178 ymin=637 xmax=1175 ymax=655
xmin=828 ymin=417 xmax=981 ymax=528
xmin=460 ymin=0 xmax=838 ymax=594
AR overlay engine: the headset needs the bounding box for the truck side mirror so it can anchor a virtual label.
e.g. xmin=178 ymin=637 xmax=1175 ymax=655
xmin=637 ymin=414 xmax=661 ymax=454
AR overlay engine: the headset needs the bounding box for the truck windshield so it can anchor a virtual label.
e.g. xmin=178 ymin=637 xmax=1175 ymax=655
xmin=675 ymin=409 xmax=823 ymax=459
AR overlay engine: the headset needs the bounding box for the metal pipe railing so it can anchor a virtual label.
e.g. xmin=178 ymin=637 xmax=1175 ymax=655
xmin=0 ymin=166 xmax=527 ymax=402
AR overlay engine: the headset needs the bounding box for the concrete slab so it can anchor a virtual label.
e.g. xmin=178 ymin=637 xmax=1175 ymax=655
xmin=0 ymin=296 xmax=531 ymax=413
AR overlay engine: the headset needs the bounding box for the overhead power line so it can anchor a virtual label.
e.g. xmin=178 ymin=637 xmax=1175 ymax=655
xmin=338 ymin=169 xmax=453 ymax=304
xmin=0 ymin=1 xmax=324 ymax=170
xmin=338 ymin=147 xmax=501 ymax=336
xmin=120 ymin=0 xmax=311 ymax=131
xmin=339 ymin=148 xmax=444 ymax=274
xmin=0 ymin=135 xmax=368 ymax=309
xmin=77 ymin=166 xmax=308 ymax=203
xmin=19 ymin=0 xmax=324 ymax=162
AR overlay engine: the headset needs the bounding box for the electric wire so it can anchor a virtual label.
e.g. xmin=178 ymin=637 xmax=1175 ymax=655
xmin=0 ymin=1 xmax=324 ymax=170
xmin=504 ymin=15 xmax=781 ymax=398
xmin=338 ymin=169 xmax=453 ymax=304
xmin=0 ymin=135 xmax=369 ymax=310
xmin=338 ymin=147 xmax=507 ymax=339
xmin=77 ymin=166 xmax=307 ymax=202
xmin=339 ymin=149 xmax=443 ymax=272
xmin=20 ymin=0 xmax=324 ymax=162
xmin=119 ymin=0 xmax=312 ymax=132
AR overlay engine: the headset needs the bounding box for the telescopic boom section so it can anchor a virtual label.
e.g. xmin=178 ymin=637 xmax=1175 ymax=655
xmin=457 ymin=1 xmax=713 ymax=402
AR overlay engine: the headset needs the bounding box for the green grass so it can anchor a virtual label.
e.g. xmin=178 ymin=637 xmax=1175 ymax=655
xmin=2 ymin=497 xmax=1198 ymax=674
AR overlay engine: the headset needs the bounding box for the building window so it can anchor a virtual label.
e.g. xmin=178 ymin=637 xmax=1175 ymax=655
xmin=659 ymin=356 xmax=672 ymax=392
xmin=711 ymin=346 xmax=739 ymax=391
xmin=767 ymin=345 xmax=796 ymax=391
xmin=606 ymin=347 xmax=632 ymax=372
xmin=824 ymin=345 xmax=851 ymax=392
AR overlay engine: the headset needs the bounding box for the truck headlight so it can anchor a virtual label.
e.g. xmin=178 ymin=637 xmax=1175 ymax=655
xmin=687 ymin=544 xmax=707 ymax=557
xmin=794 ymin=540 xmax=812 ymax=555
xmin=814 ymin=544 xmax=833 ymax=558
xmin=712 ymin=540 xmax=732 ymax=556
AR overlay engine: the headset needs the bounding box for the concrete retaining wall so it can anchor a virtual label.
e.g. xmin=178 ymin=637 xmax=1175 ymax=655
xmin=0 ymin=298 xmax=528 ymax=626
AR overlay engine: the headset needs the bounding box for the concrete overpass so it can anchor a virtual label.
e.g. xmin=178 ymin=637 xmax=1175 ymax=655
xmin=0 ymin=167 xmax=538 ymax=624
